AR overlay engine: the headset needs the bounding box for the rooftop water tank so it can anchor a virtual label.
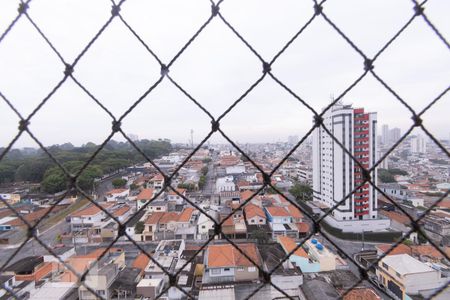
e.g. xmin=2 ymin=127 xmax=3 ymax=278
xmin=311 ymin=239 xmax=318 ymax=244
xmin=316 ymin=244 xmax=324 ymax=251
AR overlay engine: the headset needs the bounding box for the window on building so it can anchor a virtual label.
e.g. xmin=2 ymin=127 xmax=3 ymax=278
xmin=224 ymin=268 xmax=230 ymax=271
xmin=237 ymin=267 xmax=244 ymax=271
xmin=211 ymin=269 xmax=221 ymax=275
xmin=382 ymin=262 xmax=388 ymax=270
xmin=248 ymin=267 xmax=256 ymax=272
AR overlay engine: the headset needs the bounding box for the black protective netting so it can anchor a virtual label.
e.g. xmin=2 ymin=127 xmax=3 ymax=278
xmin=0 ymin=0 xmax=449 ymax=299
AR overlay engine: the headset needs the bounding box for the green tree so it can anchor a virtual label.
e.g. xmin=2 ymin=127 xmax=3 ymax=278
xmin=289 ymin=182 xmax=312 ymax=201
xmin=178 ymin=183 xmax=196 ymax=191
xmin=198 ymin=175 xmax=207 ymax=189
xmin=402 ymin=239 xmax=413 ymax=246
xmin=112 ymin=178 xmax=127 ymax=188
xmin=135 ymin=221 xmax=145 ymax=234
xmin=0 ymin=163 xmax=16 ymax=184
xmin=201 ymin=166 xmax=208 ymax=176
xmin=41 ymin=173 xmax=67 ymax=193
xmin=251 ymin=229 xmax=269 ymax=244
xmin=378 ymin=169 xmax=396 ymax=183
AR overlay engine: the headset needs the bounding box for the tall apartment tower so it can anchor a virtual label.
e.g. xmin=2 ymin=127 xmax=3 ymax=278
xmin=312 ymin=103 xmax=378 ymax=223
xmin=381 ymin=124 xmax=389 ymax=145
xmin=410 ymin=135 xmax=427 ymax=154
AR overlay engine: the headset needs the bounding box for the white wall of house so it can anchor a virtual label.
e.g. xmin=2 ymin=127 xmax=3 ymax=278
xmin=247 ymin=216 xmax=266 ymax=225
xmin=209 ymin=267 xmax=235 ymax=278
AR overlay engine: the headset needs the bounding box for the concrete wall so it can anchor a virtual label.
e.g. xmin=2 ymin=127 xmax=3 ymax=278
xmin=234 ymin=266 xmax=259 ymax=282
xmin=323 ymin=214 xmax=390 ymax=233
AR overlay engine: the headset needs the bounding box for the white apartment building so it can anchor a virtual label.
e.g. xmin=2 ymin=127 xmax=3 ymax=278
xmin=312 ymin=103 xmax=389 ymax=232
xmin=410 ymin=135 xmax=427 ymax=154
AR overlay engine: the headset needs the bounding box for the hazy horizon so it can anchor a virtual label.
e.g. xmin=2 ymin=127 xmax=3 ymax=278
xmin=1 ymin=0 xmax=449 ymax=148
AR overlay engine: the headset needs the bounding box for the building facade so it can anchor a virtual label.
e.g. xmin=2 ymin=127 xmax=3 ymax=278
xmin=312 ymin=103 xmax=389 ymax=232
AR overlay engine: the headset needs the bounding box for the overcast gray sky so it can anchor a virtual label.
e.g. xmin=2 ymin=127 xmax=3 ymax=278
xmin=0 ymin=0 xmax=449 ymax=148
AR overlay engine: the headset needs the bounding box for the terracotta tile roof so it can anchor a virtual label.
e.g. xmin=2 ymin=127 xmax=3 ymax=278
xmin=411 ymin=245 xmax=447 ymax=259
xmin=376 ymin=244 xmax=411 ymax=256
xmin=112 ymin=206 xmax=130 ymax=218
xmin=222 ymin=216 xmax=235 ymax=226
xmin=343 ymin=287 xmax=381 ymax=300
xmin=79 ymin=247 xmax=123 ymax=259
xmin=7 ymin=207 xmax=53 ymax=226
xmin=265 ymin=206 xmax=290 ymax=217
xmin=296 ymin=222 xmax=310 ymax=233
xmin=244 ymin=203 xmax=265 ymax=219
xmin=100 ymin=202 xmax=116 ymax=209
xmin=178 ymin=207 xmax=195 ymax=223
xmin=159 ymin=212 xmax=179 ymax=224
xmin=168 ymin=188 xmax=187 ymax=196
xmin=151 ymin=174 xmax=165 ymax=181
xmin=240 ymin=190 xmax=254 ymax=202
xmin=437 ymin=199 xmax=450 ymax=209
xmin=132 ymin=252 xmax=150 ymax=274
xmin=145 ymin=212 xmax=164 ymax=225
xmin=286 ymin=205 xmax=304 ymax=219
xmin=380 ymin=211 xmax=411 ymax=225
xmin=107 ymin=188 xmax=128 ymax=194
xmin=277 ymin=236 xmax=308 ymax=258
xmin=207 ymin=243 xmax=260 ymax=268
xmin=136 ymin=188 xmax=154 ymax=201
xmin=237 ymin=180 xmax=251 ymax=188
xmin=70 ymin=205 xmax=102 ymax=218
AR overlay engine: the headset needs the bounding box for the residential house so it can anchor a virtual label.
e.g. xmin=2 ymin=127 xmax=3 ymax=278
xmin=265 ymin=206 xmax=298 ymax=239
xmin=243 ymin=203 xmax=266 ymax=225
xmin=105 ymin=189 xmax=129 ymax=202
xmin=167 ymin=188 xmax=187 ymax=205
xmin=70 ymin=204 xmax=109 ymax=232
xmin=277 ymin=236 xmax=337 ymax=273
xmin=376 ymin=254 xmax=446 ymax=299
xmin=149 ymin=174 xmax=165 ymax=192
xmin=203 ymin=243 xmax=261 ymax=284
xmin=135 ymin=188 xmax=156 ymax=211
xmin=0 ymin=194 xmax=20 ymax=208
xmin=197 ymin=210 xmax=218 ymax=240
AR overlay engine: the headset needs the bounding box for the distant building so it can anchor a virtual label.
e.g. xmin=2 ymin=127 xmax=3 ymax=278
xmin=410 ymin=135 xmax=427 ymax=154
xmin=382 ymin=124 xmax=389 ymax=145
xmin=0 ymin=194 xmax=20 ymax=208
xmin=389 ymin=127 xmax=401 ymax=144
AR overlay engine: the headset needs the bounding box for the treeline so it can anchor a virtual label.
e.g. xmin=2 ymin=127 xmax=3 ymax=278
xmin=378 ymin=168 xmax=408 ymax=183
xmin=0 ymin=139 xmax=172 ymax=193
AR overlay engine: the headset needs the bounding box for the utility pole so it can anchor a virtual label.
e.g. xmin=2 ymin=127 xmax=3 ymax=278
xmin=361 ymin=230 xmax=365 ymax=251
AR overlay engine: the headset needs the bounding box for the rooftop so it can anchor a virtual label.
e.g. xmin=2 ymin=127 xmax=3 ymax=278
xmin=381 ymin=254 xmax=435 ymax=275
xmin=206 ymin=243 xmax=260 ymax=268
xmin=136 ymin=188 xmax=155 ymax=200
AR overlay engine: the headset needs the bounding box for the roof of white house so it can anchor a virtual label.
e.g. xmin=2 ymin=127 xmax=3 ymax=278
xmin=382 ymin=254 xmax=435 ymax=275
